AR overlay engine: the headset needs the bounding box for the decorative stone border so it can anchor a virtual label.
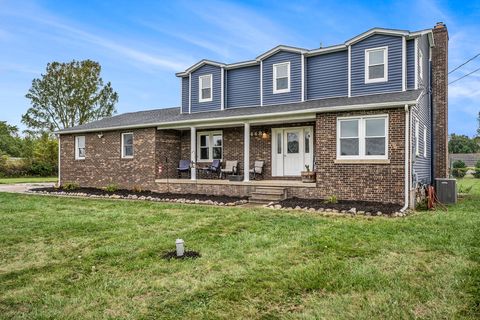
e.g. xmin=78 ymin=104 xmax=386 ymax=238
xmin=27 ymin=190 xmax=248 ymax=206
xmin=263 ymin=202 xmax=409 ymax=217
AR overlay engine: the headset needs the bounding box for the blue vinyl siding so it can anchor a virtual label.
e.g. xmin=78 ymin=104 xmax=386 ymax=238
xmin=306 ymin=50 xmax=348 ymax=100
xmin=412 ymin=34 xmax=431 ymax=185
xmin=226 ymin=65 xmax=260 ymax=108
xmin=181 ymin=77 xmax=189 ymax=113
xmin=351 ymin=34 xmax=403 ymax=96
xmin=262 ymin=51 xmax=302 ymax=105
xmin=191 ymin=64 xmax=222 ymax=113
xmin=406 ymin=39 xmax=415 ymax=90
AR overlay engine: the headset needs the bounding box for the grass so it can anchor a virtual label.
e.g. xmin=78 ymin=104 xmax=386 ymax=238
xmin=0 ymin=180 xmax=479 ymax=319
xmin=0 ymin=176 xmax=58 ymax=184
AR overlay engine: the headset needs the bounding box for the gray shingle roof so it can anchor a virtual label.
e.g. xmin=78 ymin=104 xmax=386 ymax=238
xmin=57 ymin=90 xmax=421 ymax=134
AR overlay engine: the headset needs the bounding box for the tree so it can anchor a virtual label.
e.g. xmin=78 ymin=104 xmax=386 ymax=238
xmin=23 ymin=60 xmax=118 ymax=133
xmin=448 ymin=134 xmax=480 ymax=154
xmin=0 ymin=121 xmax=23 ymax=157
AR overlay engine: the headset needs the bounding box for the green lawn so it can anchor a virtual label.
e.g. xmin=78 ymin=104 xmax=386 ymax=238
xmin=0 ymin=176 xmax=58 ymax=184
xmin=0 ymin=180 xmax=479 ymax=319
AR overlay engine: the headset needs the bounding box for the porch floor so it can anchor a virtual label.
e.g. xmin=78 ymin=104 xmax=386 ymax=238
xmin=155 ymin=179 xmax=316 ymax=188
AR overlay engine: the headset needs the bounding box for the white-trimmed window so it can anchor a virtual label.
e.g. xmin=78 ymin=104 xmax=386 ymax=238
xmin=423 ymin=125 xmax=427 ymax=158
xmin=415 ymin=119 xmax=419 ymax=157
xmin=121 ymin=132 xmax=134 ymax=158
xmin=273 ymin=62 xmax=290 ymax=93
xmin=75 ymin=136 xmax=85 ymax=160
xmin=337 ymin=115 xmax=388 ymax=160
xmin=197 ymin=131 xmax=222 ymax=161
xmin=418 ymin=49 xmax=424 ymax=82
xmin=199 ymin=74 xmax=213 ymax=103
xmin=365 ymin=47 xmax=388 ymax=83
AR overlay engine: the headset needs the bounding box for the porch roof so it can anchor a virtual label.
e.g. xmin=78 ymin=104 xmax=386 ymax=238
xmin=56 ymin=90 xmax=421 ymax=134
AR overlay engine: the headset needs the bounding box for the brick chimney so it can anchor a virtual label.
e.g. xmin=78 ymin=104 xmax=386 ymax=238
xmin=431 ymin=22 xmax=449 ymax=178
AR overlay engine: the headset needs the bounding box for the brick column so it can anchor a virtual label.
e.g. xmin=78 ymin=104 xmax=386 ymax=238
xmin=431 ymin=22 xmax=449 ymax=178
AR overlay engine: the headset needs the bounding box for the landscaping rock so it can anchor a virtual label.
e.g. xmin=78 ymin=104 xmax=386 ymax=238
xmin=348 ymin=207 xmax=357 ymax=215
xmin=274 ymin=204 xmax=282 ymax=209
xmin=376 ymin=211 xmax=382 ymax=216
xmin=294 ymin=206 xmax=301 ymax=210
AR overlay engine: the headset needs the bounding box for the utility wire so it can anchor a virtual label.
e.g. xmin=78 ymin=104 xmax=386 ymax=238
xmin=448 ymin=53 xmax=480 ymax=74
xmin=448 ymin=66 xmax=480 ymax=85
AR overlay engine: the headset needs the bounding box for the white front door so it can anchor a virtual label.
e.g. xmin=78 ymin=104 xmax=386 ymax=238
xmin=283 ymin=129 xmax=303 ymax=175
xmin=272 ymin=126 xmax=313 ymax=177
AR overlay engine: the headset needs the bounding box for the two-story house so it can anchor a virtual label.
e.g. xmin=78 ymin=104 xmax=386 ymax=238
xmin=57 ymin=23 xmax=449 ymax=209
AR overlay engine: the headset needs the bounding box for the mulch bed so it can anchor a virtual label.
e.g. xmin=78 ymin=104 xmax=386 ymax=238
xmin=29 ymin=186 xmax=248 ymax=205
xmin=278 ymin=197 xmax=402 ymax=215
xmin=161 ymin=250 xmax=201 ymax=260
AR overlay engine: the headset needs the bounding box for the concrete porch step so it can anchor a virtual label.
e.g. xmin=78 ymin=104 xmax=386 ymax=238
xmin=249 ymin=187 xmax=286 ymax=204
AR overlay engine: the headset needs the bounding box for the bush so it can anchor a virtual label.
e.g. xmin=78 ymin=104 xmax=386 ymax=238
xmin=452 ymin=160 xmax=466 ymax=168
xmin=474 ymin=168 xmax=480 ymax=179
xmin=63 ymin=182 xmax=79 ymax=190
xmin=452 ymin=168 xmax=467 ymax=178
xmin=324 ymin=195 xmax=338 ymax=204
xmin=476 ymin=160 xmax=480 ymax=168
xmin=104 ymin=184 xmax=118 ymax=192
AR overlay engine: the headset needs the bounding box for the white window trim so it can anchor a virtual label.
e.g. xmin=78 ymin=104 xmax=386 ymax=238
xmin=272 ymin=62 xmax=290 ymax=94
xmin=415 ymin=119 xmax=419 ymax=157
xmin=423 ymin=125 xmax=427 ymax=158
xmin=199 ymin=74 xmax=213 ymax=103
xmin=121 ymin=132 xmax=134 ymax=159
xmin=336 ymin=114 xmax=389 ymax=160
xmin=75 ymin=135 xmax=85 ymax=160
xmin=197 ymin=130 xmax=223 ymax=162
xmin=365 ymin=46 xmax=388 ymax=84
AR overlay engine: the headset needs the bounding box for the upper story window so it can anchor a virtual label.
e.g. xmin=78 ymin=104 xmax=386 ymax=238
xmin=337 ymin=115 xmax=388 ymax=160
xmin=199 ymin=74 xmax=213 ymax=103
xmin=414 ymin=118 xmax=420 ymax=157
xmin=365 ymin=47 xmax=388 ymax=83
xmin=197 ymin=131 xmax=222 ymax=161
xmin=121 ymin=132 xmax=134 ymax=158
xmin=75 ymin=136 xmax=85 ymax=160
xmin=418 ymin=49 xmax=424 ymax=82
xmin=273 ymin=62 xmax=290 ymax=94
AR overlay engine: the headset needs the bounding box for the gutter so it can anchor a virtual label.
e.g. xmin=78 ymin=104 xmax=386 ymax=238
xmin=401 ymin=104 xmax=411 ymax=212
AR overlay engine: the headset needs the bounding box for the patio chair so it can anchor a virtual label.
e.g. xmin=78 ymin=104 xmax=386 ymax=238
xmin=220 ymin=160 xmax=238 ymax=179
xmin=177 ymin=159 xmax=191 ymax=178
xmin=249 ymin=160 xmax=265 ymax=180
xmin=197 ymin=159 xmax=221 ymax=179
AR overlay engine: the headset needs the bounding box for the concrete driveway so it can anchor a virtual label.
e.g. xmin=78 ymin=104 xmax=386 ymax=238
xmin=0 ymin=183 xmax=55 ymax=193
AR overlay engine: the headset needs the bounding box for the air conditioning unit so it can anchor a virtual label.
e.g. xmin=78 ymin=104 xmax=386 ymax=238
xmin=435 ymin=178 xmax=457 ymax=204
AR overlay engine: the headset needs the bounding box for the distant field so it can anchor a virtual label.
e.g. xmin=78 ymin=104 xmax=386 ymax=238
xmin=0 ymin=176 xmax=58 ymax=184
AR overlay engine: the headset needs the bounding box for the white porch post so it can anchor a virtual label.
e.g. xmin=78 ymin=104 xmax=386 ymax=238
xmin=190 ymin=126 xmax=196 ymax=180
xmin=244 ymin=122 xmax=250 ymax=182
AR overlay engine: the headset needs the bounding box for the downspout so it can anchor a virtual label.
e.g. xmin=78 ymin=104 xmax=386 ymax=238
xmin=57 ymin=134 xmax=61 ymax=186
xmin=401 ymin=104 xmax=410 ymax=212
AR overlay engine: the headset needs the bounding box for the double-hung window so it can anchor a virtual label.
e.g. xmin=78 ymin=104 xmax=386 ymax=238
xmin=121 ymin=132 xmax=134 ymax=158
xmin=423 ymin=125 xmax=427 ymax=158
xmin=365 ymin=47 xmax=388 ymax=83
xmin=414 ymin=119 xmax=419 ymax=157
xmin=197 ymin=131 xmax=222 ymax=161
xmin=337 ymin=115 xmax=388 ymax=160
xmin=199 ymin=74 xmax=212 ymax=102
xmin=75 ymin=136 xmax=85 ymax=160
xmin=273 ymin=62 xmax=290 ymax=93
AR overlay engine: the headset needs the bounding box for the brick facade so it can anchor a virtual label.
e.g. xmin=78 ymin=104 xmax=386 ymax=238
xmin=59 ymin=128 xmax=157 ymax=190
xmin=60 ymin=110 xmax=408 ymax=204
xmin=314 ymin=108 xmax=406 ymax=204
xmin=432 ymin=22 xmax=449 ymax=179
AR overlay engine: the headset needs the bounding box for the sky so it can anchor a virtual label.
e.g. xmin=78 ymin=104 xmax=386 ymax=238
xmin=0 ymin=0 xmax=479 ymax=136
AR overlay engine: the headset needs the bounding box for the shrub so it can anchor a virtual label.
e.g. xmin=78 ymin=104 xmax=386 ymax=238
xmin=132 ymin=185 xmax=144 ymax=193
xmin=324 ymin=195 xmax=338 ymax=204
xmin=476 ymin=160 xmax=480 ymax=168
xmin=452 ymin=168 xmax=467 ymax=178
xmin=63 ymin=182 xmax=79 ymax=190
xmin=104 ymin=184 xmax=118 ymax=192
xmin=452 ymin=160 xmax=466 ymax=168
xmin=474 ymin=168 xmax=480 ymax=179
